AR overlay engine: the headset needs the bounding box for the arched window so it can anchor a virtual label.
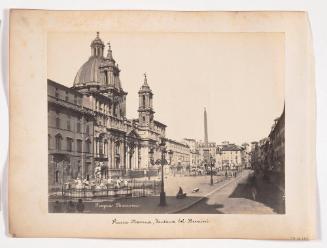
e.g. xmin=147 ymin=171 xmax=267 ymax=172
xmin=56 ymin=117 xmax=60 ymax=129
xmin=55 ymin=134 xmax=62 ymax=150
xmin=113 ymin=103 xmax=117 ymax=116
xmin=99 ymin=139 xmax=103 ymax=155
xmin=66 ymin=138 xmax=73 ymax=152
xmin=115 ymin=141 xmax=120 ymax=155
xmin=55 ymin=170 xmax=59 ymax=183
xmin=67 ymin=116 xmax=71 ymax=131
xmin=104 ymin=140 xmax=108 ymax=156
xmin=86 ymin=140 xmax=91 ymax=153
xmin=76 ymin=139 xmax=82 ymax=153
xmin=142 ymin=95 xmax=146 ymax=107
xmin=105 ymin=71 xmax=108 ymax=84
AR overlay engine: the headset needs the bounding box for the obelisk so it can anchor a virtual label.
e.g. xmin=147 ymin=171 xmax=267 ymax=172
xmin=204 ymin=107 xmax=213 ymax=185
xmin=203 ymin=108 xmax=210 ymax=163
xmin=204 ymin=107 xmax=208 ymax=147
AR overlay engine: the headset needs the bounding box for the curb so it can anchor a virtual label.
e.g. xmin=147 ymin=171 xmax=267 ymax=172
xmin=168 ymin=172 xmax=245 ymax=214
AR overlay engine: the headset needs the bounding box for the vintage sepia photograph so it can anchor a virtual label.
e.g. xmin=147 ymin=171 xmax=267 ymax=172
xmin=8 ymin=10 xmax=317 ymax=239
xmin=47 ymin=31 xmax=285 ymax=214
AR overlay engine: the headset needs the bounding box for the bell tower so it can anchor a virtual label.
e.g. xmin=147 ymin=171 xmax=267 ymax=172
xmin=138 ymin=73 xmax=154 ymax=127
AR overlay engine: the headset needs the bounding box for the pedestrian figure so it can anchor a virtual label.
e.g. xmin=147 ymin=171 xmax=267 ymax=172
xmin=250 ymin=175 xmax=257 ymax=201
xmin=76 ymin=199 xmax=85 ymax=213
xmin=176 ymin=186 xmax=187 ymax=199
xmin=53 ymin=200 xmax=62 ymax=213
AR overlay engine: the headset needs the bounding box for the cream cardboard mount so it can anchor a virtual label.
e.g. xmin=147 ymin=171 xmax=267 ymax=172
xmin=8 ymin=10 xmax=316 ymax=239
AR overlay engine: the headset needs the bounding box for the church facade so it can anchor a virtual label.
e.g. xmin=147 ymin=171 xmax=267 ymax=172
xmin=48 ymin=33 xmax=167 ymax=189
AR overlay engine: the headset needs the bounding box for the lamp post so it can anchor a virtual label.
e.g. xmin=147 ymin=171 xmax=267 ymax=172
xmin=148 ymin=148 xmax=154 ymax=167
xmin=168 ymin=149 xmax=174 ymax=176
xmin=159 ymin=138 xmax=167 ymax=206
xmin=209 ymin=155 xmax=215 ymax=186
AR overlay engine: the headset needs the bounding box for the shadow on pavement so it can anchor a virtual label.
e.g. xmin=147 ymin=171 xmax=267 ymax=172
xmin=229 ymin=179 xmax=285 ymax=214
xmin=177 ymin=197 xmax=224 ymax=214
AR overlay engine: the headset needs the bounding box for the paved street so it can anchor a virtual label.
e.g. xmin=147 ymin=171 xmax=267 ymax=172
xmin=180 ymin=170 xmax=278 ymax=214
xmin=49 ymin=169 xmax=284 ymax=214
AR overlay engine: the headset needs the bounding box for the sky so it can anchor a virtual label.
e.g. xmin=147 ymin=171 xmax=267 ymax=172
xmin=47 ymin=32 xmax=284 ymax=145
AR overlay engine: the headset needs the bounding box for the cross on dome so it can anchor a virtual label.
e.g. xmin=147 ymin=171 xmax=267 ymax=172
xmin=144 ymin=73 xmax=148 ymax=86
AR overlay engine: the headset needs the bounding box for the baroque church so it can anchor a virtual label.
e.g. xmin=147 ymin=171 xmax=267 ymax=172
xmin=48 ymin=32 xmax=167 ymax=188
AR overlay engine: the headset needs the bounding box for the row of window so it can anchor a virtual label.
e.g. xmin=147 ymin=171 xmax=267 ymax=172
xmin=49 ymin=135 xmax=92 ymax=153
xmin=218 ymin=151 xmax=241 ymax=154
xmin=54 ymin=117 xmax=90 ymax=134
xmin=95 ymin=100 xmax=123 ymax=118
xmin=54 ymin=88 xmax=81 ymax=105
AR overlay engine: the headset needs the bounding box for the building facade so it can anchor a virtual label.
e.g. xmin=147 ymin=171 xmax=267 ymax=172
xmin=48 ymin=81 xmax=95 ymax=188
xmin=268 ymin=108 xmax=285 ymax=175
xmin=48 ymin=33 xmax=167 ymax=189
xmin=198 ymin=141 xmax=216 ymax=163
xmin=216 ymin=142 xmax=243 ymax=170
xmin=250 ymin=106 xmax=285 ymax=190
xmin=183 ymin=138 xmax=201 ymax=167
xmin=241 ymin=143 xmax=251 ymax=169
xmin=165 ymin=139 xmax=191 ymax=175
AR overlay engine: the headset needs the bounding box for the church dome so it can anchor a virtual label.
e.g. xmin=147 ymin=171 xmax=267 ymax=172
xmin=73 ymin=56 xmax=106 ymax=86
xmin=73 ymin=32 xmax=123 ymax=91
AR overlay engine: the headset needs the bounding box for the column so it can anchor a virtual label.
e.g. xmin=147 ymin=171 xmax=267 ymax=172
xmin=112 ymin=140 xmax=115 ymax=169
xmin=123 ymin=140 xmax=127 ymax=171
xmin=126 ymin=145 xmax=130 ymax=170
xmin=135 ymin=145 xmax=139 ymax=169
xmin=108 ymin=137 xmax=112 ymax=168
xmin=146 ymin=93 xmax=149 ymax=107
xmin=120 ymin=140 xmax=124 ymax=169
xmin=133 ymin=149 xmax=137 ymax=170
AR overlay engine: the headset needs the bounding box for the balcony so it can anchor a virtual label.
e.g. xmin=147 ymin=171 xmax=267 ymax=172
xmin=106 ymin=115 xmax=128 ymax=132
xmin=49 ymin=149 xmax=71 ymax=156
xmin=94 ymin=153 xmax=108 ymax=161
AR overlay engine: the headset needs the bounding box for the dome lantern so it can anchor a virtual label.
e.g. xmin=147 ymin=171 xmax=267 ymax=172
xmin=106 ymin=42 xmax=115 ymax=63
xmin=90 ymin=32 xmax=105 ymax=57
